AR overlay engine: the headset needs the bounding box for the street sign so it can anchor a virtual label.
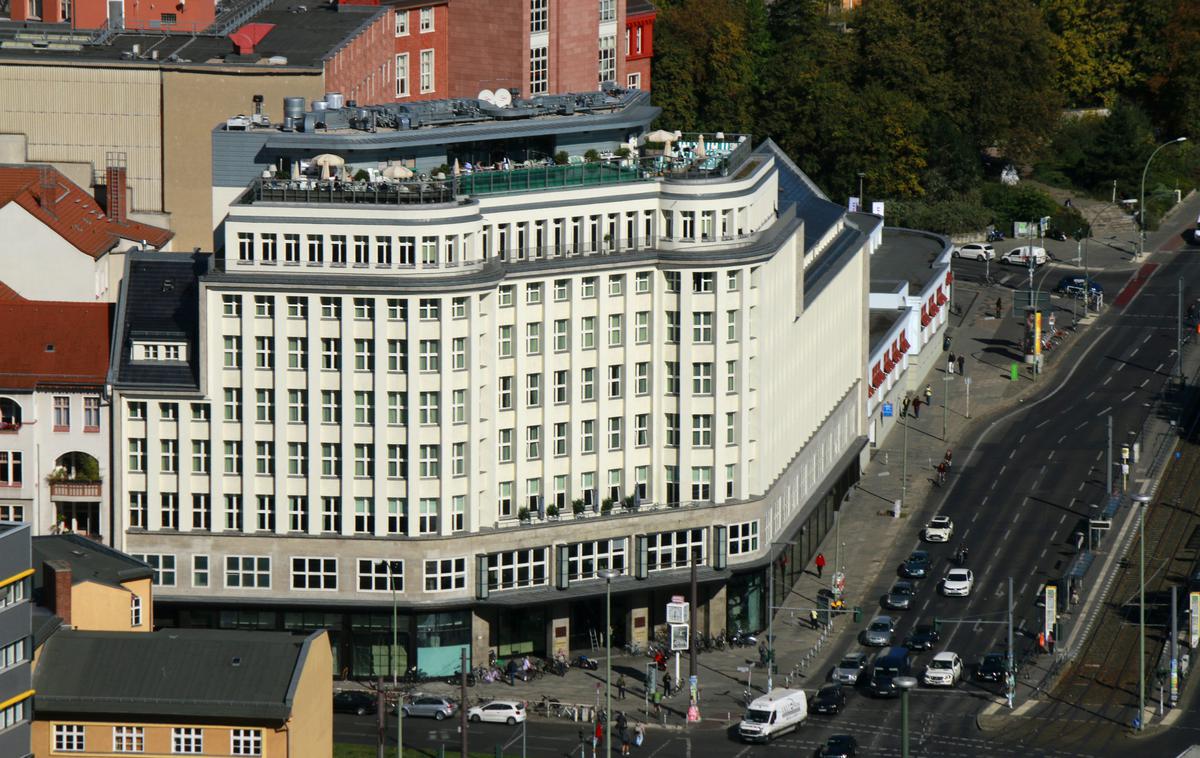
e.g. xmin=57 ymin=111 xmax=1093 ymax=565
xmin=669 ymin=623 xmax=690 ymax=651
xmin=666 ymin=601 xmax=689 ymax=625
xmin=1190 ymin=592 xmax=1199 ymax=649
xmin=882 ymin=402 xmax=893 ymax=417
xmin=736 ymin=666 xmax=750 ymax=673
xmin=1044 ymin=584 xmax=1058 ymax=640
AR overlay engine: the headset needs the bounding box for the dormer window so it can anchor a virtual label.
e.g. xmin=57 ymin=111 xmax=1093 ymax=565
xmin=132 ymin=340 xmax=188 ymax=363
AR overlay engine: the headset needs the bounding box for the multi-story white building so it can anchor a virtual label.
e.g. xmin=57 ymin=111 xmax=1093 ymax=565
xmin=110 ymin=94 xmax=879 ymax=678
xmin=0 ymin=298 xmax=112 ymax=539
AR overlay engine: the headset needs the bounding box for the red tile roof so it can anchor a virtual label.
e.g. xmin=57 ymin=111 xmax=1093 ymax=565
xmin=0 ymin=165 xmax=172 ymax=259
xmin=0 ymin=301 xmax=111 ymax=389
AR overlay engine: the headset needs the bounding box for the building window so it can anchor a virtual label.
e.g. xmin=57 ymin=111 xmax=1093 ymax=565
xmin=420 ymin=49 xmax=435 ymax=92
xmin=130 ymin=594 xmax=142 ymax=627
xmin=486 ymin=547 xmax=548 ymax=591
xmin=0 ymin=450 xmax=24 ymax=484
xmin=291 ymin=557 xmax=338 ymax=590
xmin=225 ymin=556 xmax=271 ymax=588
xmin=113 ymin=725 xmax=144 ymax=752
xmin=191 ymin=440 xmax=210 ymax=474
xmin=664 ymin=413 xmax=679 ymax=447
xmin=530 ymin=0 xmax=547 ymax=31
xmin=172 ymin=728 xmax=203 ymax=754
xmin=598 ymin=34 xmax=616 ymax=84
xmin=607 ymin=416 xmax=622 ymax=449
xmin=647 ymin=528 xmax=706 ymax=572
xmin=222 ymin=294 xmax=242 ymax=317
xmin=55 ymin=724 xmax=86 ymax=752
xmin=128 ymin=492 xmax=146 ymax=528
xmin=693 ymin=311 xmax=713 ymax=342
xmin=53 ymin=395 xmax=70 ymax=430
xmin=691 ymin=466 xmax=712 ymax=500
xmin=82 ymin=396 xmax=100 ymax=430
xmin=419 ymin=340 xmax=440 ymax=372
xmin=419 ymin=445 xmax=440 ymax=477
xmin=193 ymin=555 xmax=209 ymax=588
xmin=354 ymin=497 xmax=374 ymax=532
xmin=530 ymin=46 xmax=548 ymax=95
xmin=692 ymin=414 xmax=712 ymax=446
xmin=223 ymin=335 xmax=241 ymax=368
xmin=419 ymin=6 xmax=434 ymax=30
xmin=321 ymin=497 xmax=342 ymax=532
xmin=727 ymin=310 xmax=740 ymax=341
xmin=395 ymin=8 xmax=408 ymax=35
xmin=231 ymin=729 xmax=263 ymax=756
xmin=566 ymin=538 xmax=626 ymax=581
xmin=133 ymin=553 xmax=176 ymax=586
xmin=526 ymin=323 xmax=542 ymax=354
xmin=289 ymin=496 xmax=309 ymax=532
xmin=359 ymin=559 xmax=403 ymax=592
xmin=727 ymin=360 xmax=738 ymax=392
xmin=354 ymin=339 xmax=374 ymax=371
xmin=599 ymin=0 xmax=615 ymax=21
xmin=386 ymin=499 xmax=407 ymax=534
xmin=418 ymin=498 xmax=439 ymax=534
xmin=627 ymin=72 xmax=641 ymax=90
xmin=665 ymin=311 xmax=680 ymax=343
xmin=225 ymin=495 xmax=243 ymax=530
xmin=693 ymin=362 xmax=713 ymax=394
xmin=424 ymin=557 xmax=466 ymax=592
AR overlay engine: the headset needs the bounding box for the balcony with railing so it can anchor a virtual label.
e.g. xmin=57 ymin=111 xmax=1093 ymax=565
xmin=50 ymin=481 xmax=102 ymax=499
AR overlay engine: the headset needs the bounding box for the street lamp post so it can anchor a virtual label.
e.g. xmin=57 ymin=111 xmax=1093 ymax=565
xmin=377 ymin=560 xmax=401 ymax=758
xmin=895 ymin=675 xmax=918 ymax=757
xmin=1133 ymin=494 xmax=1152 ymax=731
xmin=602 ymin=569 xmax=620 ymax=757
xmin=1138 ymin=137 xmax=1188 ymax=259
xmin=857 ymin=172 xmax=865 ymax=203
xmin=766 ymin=540 xmax=799 ymax=692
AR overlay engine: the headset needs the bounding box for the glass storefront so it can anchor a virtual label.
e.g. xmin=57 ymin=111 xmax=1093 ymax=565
xmin=495 ymin=607 xmax=547 ymax=658
xmin=416 ymin=611 xmax=471 ymax=677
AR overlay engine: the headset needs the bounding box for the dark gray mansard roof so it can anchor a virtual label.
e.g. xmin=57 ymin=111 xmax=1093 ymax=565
xmin=109 ymin=252 xmax=208 ymax=391
xmin=33 ymin=629 xmax=320 ymax=722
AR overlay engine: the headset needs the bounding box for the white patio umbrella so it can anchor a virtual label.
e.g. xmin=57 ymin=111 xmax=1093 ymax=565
xmin=289 ymin=161 xmax=301 ymax=180
xmin=312 ymin=153 xmax=344 ymax=180
xmin=644 ymin=129 xmax=676 ymax=145
xmin=694 ymin=134 xmax=707 ymax=160
xmin=453 ymin=158 xmax=461 ymax=177
xmin=381 ymin=164 xmax=414 ymax=180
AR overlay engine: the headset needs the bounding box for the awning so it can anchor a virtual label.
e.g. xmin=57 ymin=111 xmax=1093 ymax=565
xmin=946 ymin=271 xmax=954 ymax=285
xmin=883 ymin=352 xmax=895 ymax=373
xmin=937 ymin=289 xmax=948 ymax=306
xmin=871 ymin=363 xmax=885 ymax=388
xmin=921 ymin=305 xmax=931 ymax=327
xmin=898 ymin=330 xmax=911 ymax=353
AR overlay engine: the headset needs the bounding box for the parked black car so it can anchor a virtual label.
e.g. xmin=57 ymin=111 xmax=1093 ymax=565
xmin=333 ymin=690 xmax=379 ymax=716
xmin=811 ymin=683 xmax=847 ymax=715
xmin=816 ymin=734 xmax=858 ymax=757
xmin=975 ymin=652 xmax=1008 ymax=683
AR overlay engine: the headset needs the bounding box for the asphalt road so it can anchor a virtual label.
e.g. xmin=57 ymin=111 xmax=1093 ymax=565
xmin=336 ymin=251 xmax=1200 ymax=756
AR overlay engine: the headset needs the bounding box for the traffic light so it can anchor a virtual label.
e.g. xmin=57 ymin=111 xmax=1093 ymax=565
xmin=933 ymin=618 xmax=941 ymax=633
xmin=852 ymin=606 xmax=862 ymax=623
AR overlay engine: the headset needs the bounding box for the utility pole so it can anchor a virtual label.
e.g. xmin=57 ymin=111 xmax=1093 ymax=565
xmin=1007 ymin=577 xmax=1015 ymax=709
xmin=1178 ymin=277 xmax=1184 ymax=382
xmin=942 ymin=375 xmax=951 ymax=441
xmin=689 ymin=550 xmax=698 ymax=681
xmin=1106 ymin=416 xmax=1113 ymax=496
xmin=460 ymin=649 xmax=469 ymax=758
xmin=901 ymin=404 xmax=909 ymax=512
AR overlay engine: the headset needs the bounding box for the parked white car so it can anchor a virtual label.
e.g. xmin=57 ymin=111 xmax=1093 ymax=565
xmin=953 ymin=243 xmax=994 ymax=261
xmin=1000 ymin=246 xmax=1048 ymax=266
xmin=941 ymin=569 xmax=974 ymax=597
xmin=467 ymin=700 xmax=526 ymax=725
xmin=923 ymin=652 xmax=963 ymax=686
xmin=924 ymin=516 xmax=954 ymax=543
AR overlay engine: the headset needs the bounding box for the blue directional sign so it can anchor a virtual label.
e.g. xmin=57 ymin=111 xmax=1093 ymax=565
xmin=882 ymin=402 xmax=894 ymax=417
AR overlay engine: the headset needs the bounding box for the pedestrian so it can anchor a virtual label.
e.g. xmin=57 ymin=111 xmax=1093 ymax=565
xmin=635 ymin=723 xmax=645 ymax=748
xmin=1048 ymin=631 xmax=1055 ymax=654
xmin=912 ymin=397 xmax=921 ymax=419
xmin=944 ymin=449 xmax=953 ymax=469
xmin=1037 ymin=631 xmax=1046 ymax=654
xmin=810 ymin=609 xmax=819 ymax=630
xmin=594 ymin=721 xmax=604 ymax=755
xmin=758 ymin=642 xmax=768 ymax=667
xmin=995 ymin=297 xmax=1003 ymax=319
xmin=936 ymin=461 xmax=947 ymax=485
xmin=662 ymin=671 xmax=672 ymax=698
xmin=652 ymin=690 xmax=662 ymax=718
xmin=617 ymin=673 xmax=627 ymax=700
xmin=506 ymin=657 xmax=518 ymax=686
xmin=948 ymin=352 xmax=956 ymax=374
xmin=957 ymin=355 xmax=965 ymax=376
xmin=814 ymin=552 xmax=826 ymax=578
xmin=924 ymin=383 xmax=933 ymax=405
xmin=621 ymin=725 xmax=631 ymax=755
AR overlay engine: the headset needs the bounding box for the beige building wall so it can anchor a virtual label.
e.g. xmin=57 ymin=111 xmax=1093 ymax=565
xmin=283 ymin=631 xmax=333 ymax=758
xmin=0 ymin=62 xmax=162 ymax=213
xmin=32 ymin=720 xmax=287 ymax=757
xmin=69 ymin=578 xmax=152 ymax=632
xmin=161 ymin=69 xmax=324 ymax=253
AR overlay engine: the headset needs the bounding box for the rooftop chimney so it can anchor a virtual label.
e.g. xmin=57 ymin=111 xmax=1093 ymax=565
xmin=106 ymin=152 xmax=127 ymax=224
xmin=44 ymin=559 xmax=73 ymax=626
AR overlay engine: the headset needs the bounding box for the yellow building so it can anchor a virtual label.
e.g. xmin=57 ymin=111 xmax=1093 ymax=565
xmin=33 ymin=535 xmax=154 ymax=634
xmin=30 ymin=628 xmax=331 ymax=758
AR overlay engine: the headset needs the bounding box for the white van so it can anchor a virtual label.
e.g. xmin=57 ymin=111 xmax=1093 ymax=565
xmin=1000 ymin=245 xmax=1048 ymax=266
xmin=737 ymin=688 xmax=808 ymax=743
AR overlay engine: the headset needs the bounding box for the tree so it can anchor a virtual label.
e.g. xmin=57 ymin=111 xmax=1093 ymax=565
xmin=1041 ymin=0 xmax=1135 ymax=108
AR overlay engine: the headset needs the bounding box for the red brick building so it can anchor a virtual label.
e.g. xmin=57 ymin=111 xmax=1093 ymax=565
xmin=324 ymin=0 xmax=655 ymax=105
xmin=7 ymin=0 xmax=215 ymax=33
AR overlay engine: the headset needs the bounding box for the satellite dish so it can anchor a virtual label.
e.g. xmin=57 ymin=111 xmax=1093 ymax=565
xmin=494 ymin=88 xmax=512 ymax=108
xmin=477 ymin=89 xmax=496 ymax=105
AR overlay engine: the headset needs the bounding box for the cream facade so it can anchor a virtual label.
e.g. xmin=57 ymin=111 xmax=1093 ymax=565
xmin=110 ymin=136 xmax=875 ymax=674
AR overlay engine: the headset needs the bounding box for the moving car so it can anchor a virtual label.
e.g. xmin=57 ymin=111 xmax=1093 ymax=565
xmin=900 ymin=550 xmax=931 ymax=579
xmin=924 ymin=516 xmax=954 ymax=543
xmin=333 ymin=690 xmax=379 ymax=716
xmin=942 ymin=568 xmax=974 ymax=597
xmin=923 ymin=652 xmax=964 ymax=686
xmin=1000 ymin=246 xmax=1048 ymax=266
xmin=953 ymin=243 xmax=995 ymax=261
xmin=975 ymin=652 xmax=1008 ymax=682
xmin=810 ymin=683 xmax=847 ymax=715
xmin=1054 ymin=275 xmax=1103 ymax=297
xmin=884 ymin=581 xmax=916 ymax=610
xmin=904 ymin=624 xmax=941 ymax=651
xmin=467 ymin=700 xmax=526 ymax=725
xmin=403 ymin=695 xmax=456 ymax=720
xmin=867 ymin=647 xmax=911 ymax=699
xmin=831 ymin=651 xmax=869 ymax=685
xmin=738 ymin=689 xmax=808 ymax=743
xmin=816 ymin=734 xmax=859 ymax=757
xmin=861 ymin=616 xmax=896 ymax=647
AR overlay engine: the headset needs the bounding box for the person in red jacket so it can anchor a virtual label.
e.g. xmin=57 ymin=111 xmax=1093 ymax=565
xmin=815 ymin=553 xmax=826 ymax=578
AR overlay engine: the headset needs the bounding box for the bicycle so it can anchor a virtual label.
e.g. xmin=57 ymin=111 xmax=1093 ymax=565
xmin=624 ymin=640 xmax=643 ymax=656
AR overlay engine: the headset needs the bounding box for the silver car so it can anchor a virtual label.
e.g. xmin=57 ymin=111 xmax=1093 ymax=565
xmin=884 ymin=581 xmax=915 ymax=610
xmin=861 ymin=616 xmax=895 ymax=647
xmin=403 ymin=695 xmax=456 ymax=720
xmin=831 ymin=651 xmax=869 ymax=684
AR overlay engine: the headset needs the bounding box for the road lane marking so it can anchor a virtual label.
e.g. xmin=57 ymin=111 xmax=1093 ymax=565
xmin=1003 ymin=527 xmax=1011 ymax=541
xmin=1058 ymin=434 xmax=1068 ymax=444
xmin=998 ymin=465 xmax=1006 ymax=476
xmin=1103 ymin=376 xmax=1112 ymax=386
xmin=1117 ymin=362 xmax=1126 ymax=371
xmin=1121 ymin=391 xmax=1136 ymax=402
xmin=1036 ymin=419 xmax=1050 ymax=429
xmin=1076 ymin=421 xmax=1088 ymax=429
xmin=1048 ymin=451 xmax=1055 ymax=460
xmin=1157 ymin=362 xmax=1165 ymax=372
xmin=1095 ymin=451 xmax=1103 ymax=461
xmin=1096 ymin=406 xmax=1112 ymax=417
xmin=1131 ymin=347 xmax=1140 ymax=357
xmin=1008 ymin=449 xmax=1015 ymax=460
xmin=1078 ymin=482 xmax=1086 ymax=491
xmin=1144 ymin=334 xmax=1152 ymax=344
xmin=1140 ymin=378 xmax=1149 ymax=387
xmin=981 ymin=495 xmax=989 ymax=505
xmin=1019 ymin=434 xmax=1026 ymax=444
xmin=1085 ymin=391 xmax=1096 ymax=399
xmin=972 ymin=512 xmax=979 ymax=523
xmin=1059 ymin=514 xmax=1067 ymax=524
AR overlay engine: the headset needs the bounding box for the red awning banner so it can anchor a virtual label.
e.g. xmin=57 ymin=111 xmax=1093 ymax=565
xmin=898 ymin=330 xmax=911 ymax=353
xmin=937 ymin=288 xmax=948 ymax=305
xmin=921 ymin=306 xmax=931 ymax=326
xmin=946 ymin=271 xmax=954 ymax=285
xmin=884 ymin=353 xmax=895 ymax=373
xmin=871 ymin=363 xmax=885 ymax=388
